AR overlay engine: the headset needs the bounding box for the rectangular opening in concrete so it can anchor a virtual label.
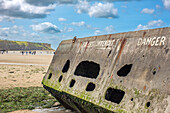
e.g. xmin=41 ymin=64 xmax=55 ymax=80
xmin=62 ymin=60 xmax=70 ymax=73
xmin=86 ymin=82 xmax=95 ymax=91
xmin=69 ymin=79 xmax=76 ymax=88
xmin=117 ymin=64 xmax=133 ymax=77
xmin=105 ymin=88 xmax=125 ymax=104
xmin=58 ymin=75 xmax=63 ymax=82
xmin=48 ymin=73 xmax=52 ymax=79
xmin=74 ymin=61 xmax=100 ymax=79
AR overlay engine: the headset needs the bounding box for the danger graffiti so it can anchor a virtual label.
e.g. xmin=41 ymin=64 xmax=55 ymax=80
xmin=137 ymin=36 xmax=166 ymax=46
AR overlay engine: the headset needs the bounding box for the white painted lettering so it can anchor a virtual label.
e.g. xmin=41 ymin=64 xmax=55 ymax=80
xmin=137 ymin=38 xmax=142 ymax=46
xmin=155 ymin=37 xmax=161 ymax=46
xmin=83 ymin=40 xmax=116 ymax=48
xmin=146 ymin=38 xmax=152 ymax=45
xmin=160 ymin=36 xmax=166 ymax=46
xmin=137 ymin=36 xmax=166 ymax=46
xmin=151 ymin=37 xmax=156 ymax=46
xmin=142 ymin=38 xmax=146 ymax=45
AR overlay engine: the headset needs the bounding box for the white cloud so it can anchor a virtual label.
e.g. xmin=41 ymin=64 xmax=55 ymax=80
xmin=163 ymin=0 xmax=170 ymax=10
xmin=0 ymin=0 xmax=149 ymax=21
xmin=71 ymin=21 xmax=85 ymax=26
xmin=70 ymin=21 xmax=97 ymax=29
xmin=0 ymin=27 xmax=9 ymax=37
xmin=30 ymin=22 xmax=61 ymax=34
xmin=25 ymin=0 xmax=57 ymax=6
xmin=75 ymin=1 xmax=118 ymax=19
xmin=58 ymin=17 xmax=67 ymax=21
xmin=31 ymin=32 xmax=40 ymax=37
xmin=88 ymin=2 xmax=118 ymax=18
xmin=147 ymin=20 xmax=164 ymax=27
xmin=136 ymin=20 xmax=164 ymax=30
xmin=86 ymin=24 xmax=99 ymax=30
xmin=25 ymin=0 xmax=142 ymax=6
xmin=56 ymin=0 xmax=77 ymax=4
xmin=121 ymin=5 xmax=127 ymax=8
xmin=0 ymin=0 xmax=56 ymax=20
xmin=64 ymin=27 xmax=74 ymax=32
xmin=88 ymin=0 xmax=139 ymax=2
xmin=141 ymin=8 xmax=154 ymax=14
xmin=25 ymin=0 xmax=77 ymax=6
xmin=94 ymin=25 xmax=115 ymax=35
xmin=0 ymin=25 xmax=24 ymax=37
xmin=0 ymin=25 xmax=64 ymax=49
xmin=156 ymin=5 xmax=161 ymax=9
xmin=76 ymin=0 xmax=90 ymax=14
xmin=67 ymin=28 xmax=74 ymax=32
xmin=0 ymin=25 xmax=39 ymax=41
xmin=105 ymin=25 xmax=115 ymax=33
xmin=94 ymin=30 xmax=102 ymax=35
xmin=0 ymin=16 xmax=15 ymax=22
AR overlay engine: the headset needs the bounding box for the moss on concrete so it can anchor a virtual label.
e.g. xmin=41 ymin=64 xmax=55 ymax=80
xmin=0 ymin=87 xmax=57 ymax=113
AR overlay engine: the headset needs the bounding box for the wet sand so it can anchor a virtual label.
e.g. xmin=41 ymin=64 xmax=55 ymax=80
xmin=9 ymin=110 xmax=38 ymax=113
xmin=9 ymin=107 xmax=75 ymax=113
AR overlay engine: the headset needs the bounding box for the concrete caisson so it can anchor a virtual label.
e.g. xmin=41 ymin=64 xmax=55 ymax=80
xmin=42 ymin=27 xmax=170 ymax=113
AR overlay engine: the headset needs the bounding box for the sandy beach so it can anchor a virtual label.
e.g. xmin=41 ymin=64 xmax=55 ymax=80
xmin=0 ymin=54 xmax=75 ymax=113
xmin=0 ymin=54 xmax=53 ymax=89
xmin=0 ymin=54 xmax=53 ymax=113
xmin=0 ymin=54 xmax=53 ymax=65
xmin=0 ymin=64 xmax=49 ymax=89
xmin=8 ymin=110 xmax=38 ymax=113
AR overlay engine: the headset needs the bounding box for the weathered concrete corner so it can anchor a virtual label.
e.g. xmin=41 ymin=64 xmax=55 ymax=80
xmin=42 ymin=27 xmax=170 ymax=113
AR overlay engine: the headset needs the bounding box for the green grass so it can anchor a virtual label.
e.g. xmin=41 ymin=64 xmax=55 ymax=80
xmin=32 ymin=43 xmax=53 ymax=50
xmin=0 ymin=87 xmax=57 ymax=113
xmin=0 ymin=40 xmax=54 ymax=50
xmin=13 ymin=41 xmax=29 ymax=46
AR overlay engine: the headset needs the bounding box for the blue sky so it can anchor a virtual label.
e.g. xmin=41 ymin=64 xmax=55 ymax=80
xmin=0 ymin=0 xmax=169 ymax=49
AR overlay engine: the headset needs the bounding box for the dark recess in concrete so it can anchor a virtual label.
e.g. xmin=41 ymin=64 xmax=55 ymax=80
xmin=69 ymin=79 xmax=76 ymax=88
xmin=48 ymin=73 xmax=52 ymax=79
xmin=152 ymin=68 xmax=157 ymax=75
xmin=146 ymin=102 xmax=151 ymax=107
xmin=105 ymin=88 xmax=125 ymax=104
xmin=62 ymin=60 xmax=70 ymax=73
xmin=107 ymin=50 xmax=112 ymax=57
xmin=58 ymin=75 xmax=63 ymax=82
xmin=117 ymin=64 xmax=133 ymax=77
xmin=86 ymin=82 xmax=96 ymax=91
xmin=74 ymin=61 xmax=100 ymax=79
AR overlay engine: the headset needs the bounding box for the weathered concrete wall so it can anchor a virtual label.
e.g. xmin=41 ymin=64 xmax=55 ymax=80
xmin=42 ymin=27 xmax=170 ymax=113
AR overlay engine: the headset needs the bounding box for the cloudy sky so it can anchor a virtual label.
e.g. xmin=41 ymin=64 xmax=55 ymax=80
xmin=0 ymin=0 xmax=170 ymax=49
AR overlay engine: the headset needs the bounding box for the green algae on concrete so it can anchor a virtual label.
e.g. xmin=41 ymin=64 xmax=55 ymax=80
xmin=0 ymin=87 xmax=57 ymax=113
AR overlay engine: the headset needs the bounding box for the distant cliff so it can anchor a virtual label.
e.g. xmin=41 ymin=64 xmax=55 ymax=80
xmin=0 ymin=40 xmax=54 ymax=51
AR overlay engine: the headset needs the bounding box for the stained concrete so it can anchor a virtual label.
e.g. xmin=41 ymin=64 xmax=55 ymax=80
xmin=42 ymin=27 xmax=170 ymax=113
